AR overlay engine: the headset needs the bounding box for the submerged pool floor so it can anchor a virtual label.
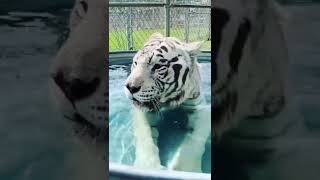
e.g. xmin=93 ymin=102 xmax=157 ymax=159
xmin=109 ymin=62 xmax=211 ymax=173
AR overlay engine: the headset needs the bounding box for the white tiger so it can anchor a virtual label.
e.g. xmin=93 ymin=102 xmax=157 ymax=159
xmin=124 ymin=33 xmax=211 ymax=172
xmin=49 ymin=0 xmax=107 ymax=179
xmin=213 ymin=1 xmax=320 ymax=180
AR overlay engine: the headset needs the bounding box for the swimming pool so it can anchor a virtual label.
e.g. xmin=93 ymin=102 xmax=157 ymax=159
xmin=109 ymin=52 xmax=212 ymax=179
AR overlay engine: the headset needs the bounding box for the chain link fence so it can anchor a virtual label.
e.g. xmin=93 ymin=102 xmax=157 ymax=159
xmin=109 ymin=0 xmax=211 ymax=52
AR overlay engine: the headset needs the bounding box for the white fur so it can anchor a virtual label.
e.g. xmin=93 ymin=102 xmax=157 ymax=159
xmin=126 ymin=33 xmax=202 ymax=107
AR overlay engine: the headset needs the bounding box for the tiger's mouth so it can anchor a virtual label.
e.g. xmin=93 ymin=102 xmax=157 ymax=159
xmin=132 ymin=98 xmax=159 ymax=112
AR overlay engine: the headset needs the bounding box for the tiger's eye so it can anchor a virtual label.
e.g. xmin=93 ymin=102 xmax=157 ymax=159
xmin=151 ymin=64 xmax=163 ymax=72
xmin=159 ymin=59 xmax=167 ymax=63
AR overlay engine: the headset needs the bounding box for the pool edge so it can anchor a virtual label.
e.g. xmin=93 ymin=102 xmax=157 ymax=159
xmin=109 ymin=163 xmax=211 ymax=180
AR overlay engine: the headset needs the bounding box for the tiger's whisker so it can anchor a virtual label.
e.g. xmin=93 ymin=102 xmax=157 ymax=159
xmin=152 ymin=97 xmax=163 ymax=120
xmin=154 ymin=98 xmax=163 ymax=121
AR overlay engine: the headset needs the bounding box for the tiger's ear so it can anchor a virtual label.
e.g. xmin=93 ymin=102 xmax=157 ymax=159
xmin=184 ymin=41 xmax=203 ymax=56
xmin=149 ymin=33 xmax=164 ymax=40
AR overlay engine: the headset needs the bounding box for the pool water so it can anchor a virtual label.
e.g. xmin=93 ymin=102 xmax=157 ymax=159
xmin=109 ymin=61 xmax=212 ymax=173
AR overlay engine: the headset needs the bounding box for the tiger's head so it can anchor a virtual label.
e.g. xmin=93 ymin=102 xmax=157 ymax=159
xmin=124 ymin=33 xmax=203 ymax=111
xmin=213 ymin=0 xmax=289 ymax=137
xmin=49 ymin=0 xmax=107 ymax=139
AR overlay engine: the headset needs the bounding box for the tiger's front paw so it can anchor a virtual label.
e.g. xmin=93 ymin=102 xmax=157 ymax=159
xmin=168 ymin=150 xmax=202 ymax=172
xmin=134 ymin=155 xmax=163 ymax=170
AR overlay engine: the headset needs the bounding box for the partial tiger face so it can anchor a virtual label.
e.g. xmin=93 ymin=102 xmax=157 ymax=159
xmin=125 ymin=33 xmax=202 ymax=111
xmin=213 ymin=0 xmax=288 ymax=136
xmin=49 ymin=0 xmax=107 ymax=137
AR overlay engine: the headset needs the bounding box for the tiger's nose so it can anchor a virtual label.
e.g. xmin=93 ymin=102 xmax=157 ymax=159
xmin=52 ymin=72 xmax=100 ymax=102
xmin=125 ymin=83 xmax=141 ymax=94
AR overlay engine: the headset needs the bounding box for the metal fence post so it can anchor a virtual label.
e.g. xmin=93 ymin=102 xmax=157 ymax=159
xmin=208 ymin=11 xmax=211 ymax=40
xmin=165 ymin=0 xmax=170 ymax=37
xmin=127 ymin=7 xmax=133 ymax=50
xmin=184 ymin=8 xmax=190 ymax=42
xmin=197 ymin=13 xmax=201 ymax=39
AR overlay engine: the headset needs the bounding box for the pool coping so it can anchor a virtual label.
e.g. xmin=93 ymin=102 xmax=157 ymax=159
xmin=109 ymin=51 xmax=211 ymax=65
xmin=109 ymin=163 xmax=211 ymax=180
